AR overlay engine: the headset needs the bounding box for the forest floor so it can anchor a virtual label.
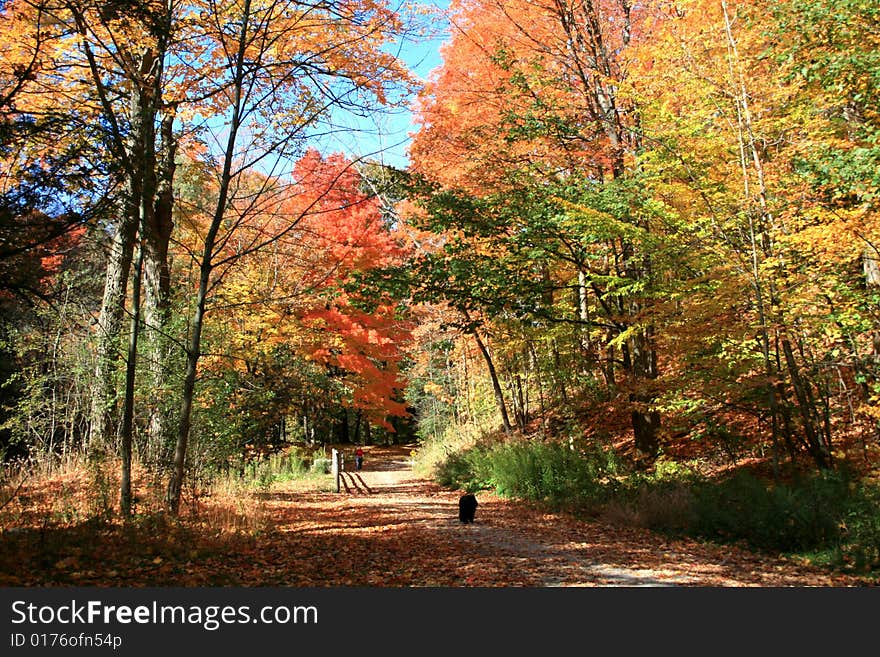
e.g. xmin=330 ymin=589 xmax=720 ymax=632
xmin=0 ymin=444 xmax=877 ymax=587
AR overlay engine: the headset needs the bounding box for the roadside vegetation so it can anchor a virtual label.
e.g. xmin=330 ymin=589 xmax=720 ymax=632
xmin=418 ymin=423 xmax=880 ymax=577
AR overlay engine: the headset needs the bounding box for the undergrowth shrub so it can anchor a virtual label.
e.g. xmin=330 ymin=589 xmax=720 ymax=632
xmin=433 ymin=446 xmax=492 ymax=493
xmin=310 ymin=456 xmax=332 ymax=475
xmin=487 ymin=441 xmax=617 ymax=508
xmin=601 ymin=458 xmax=702 ymax=530
xmin=834 ymin=483 xmax=880 ymax=572
xmin=690 ymin=470 xmax=851 ymax=552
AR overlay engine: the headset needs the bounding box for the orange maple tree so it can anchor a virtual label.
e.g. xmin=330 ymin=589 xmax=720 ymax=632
xmin=201 ymin=149 xmax=413 ymax=435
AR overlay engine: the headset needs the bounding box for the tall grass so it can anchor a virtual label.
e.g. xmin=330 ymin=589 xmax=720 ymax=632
xmin=209 ymin=446 xmax=334 ymax=499
xmin=486 ymin=440 xmax=619 ymax=507
xmin=433 ymin=438 xmax=619 ymax=508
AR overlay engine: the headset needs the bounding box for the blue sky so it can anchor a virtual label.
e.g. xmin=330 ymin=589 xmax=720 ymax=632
xmin=325 ymin=1 xmax=452 ymax=170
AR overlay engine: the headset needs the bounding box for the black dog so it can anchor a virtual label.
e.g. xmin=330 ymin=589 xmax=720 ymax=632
xmin=458 ymin=493 xmax=478 ymax=523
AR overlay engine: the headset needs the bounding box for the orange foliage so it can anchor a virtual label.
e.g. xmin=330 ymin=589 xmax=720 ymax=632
xmin=410 ymin=0 xmax=645 ymax=191
xmin=203 ymin=150 xmax=413 ymax=427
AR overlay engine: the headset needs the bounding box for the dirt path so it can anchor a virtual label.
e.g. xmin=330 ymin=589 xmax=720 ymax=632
xmin=253 ymin=446 xmax=872 ymax=587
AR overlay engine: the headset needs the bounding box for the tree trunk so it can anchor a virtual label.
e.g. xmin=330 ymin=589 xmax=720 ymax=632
xmin=116 ymin=44 xmax=165 ymax=513
xmin=120 ymin=242 xmax=143 ymax=517
xmin=629 ymin=326 xmax=659 ymax=458
xmin=551 ymin=339 xmax=568 ymax=402
xmin=165 ymin=290 xmax=205 ymax=513
xmin=471 ymin=327 xmax=513 ymax=434
xmin=143 ymin=108 xmax=177 ymax=467
xmin=513 ymin=370 xmax=527 ymax=431
xmin=722 ymin=0 xmax=788 ymax=476
xmin=353 ymin=411 xmax=362 ymax=444
xmin=88 ymin=207 xmax=137 ymax=452
xmin=577 ymin=269 xmax=591 ymax=360
xmin=167 ymin=0 xmax=252 ymax=513
xmin=781 ymin=335 xmax=832 ymax=469
xmin=338 ymin=408 xmax=350 ymax=443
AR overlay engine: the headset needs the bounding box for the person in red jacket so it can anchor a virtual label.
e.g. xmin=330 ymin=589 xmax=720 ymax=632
xmin=355 ymin=447 xmax=364 ymax=471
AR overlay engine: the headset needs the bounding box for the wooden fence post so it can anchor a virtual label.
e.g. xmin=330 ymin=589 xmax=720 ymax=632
xmin=331 ymin=448 xmax=343 ymax=493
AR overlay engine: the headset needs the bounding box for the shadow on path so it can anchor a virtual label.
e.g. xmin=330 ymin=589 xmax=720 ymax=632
xmin=340 ymin=471 xmax=373 ymax=495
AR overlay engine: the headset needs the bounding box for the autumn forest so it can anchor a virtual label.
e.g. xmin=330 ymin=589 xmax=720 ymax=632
xmin=1 ymin=0 xmax=879 ymax=585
